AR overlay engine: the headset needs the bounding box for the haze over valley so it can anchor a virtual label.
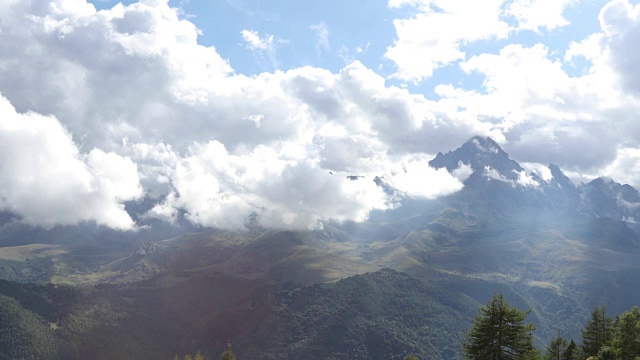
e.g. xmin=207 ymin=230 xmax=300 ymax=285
xmin=2 ymin=0 xmax=640 ymax=359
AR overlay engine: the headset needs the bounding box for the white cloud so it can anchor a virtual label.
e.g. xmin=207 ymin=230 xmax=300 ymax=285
xmin=149 ymin=141 xmax=391 ymax=229
xmin=383 ymin=156 xmax=464 ymax=198
xmin=598 ymin=0 xmax=640 ymax=95
xmin=0 ymin=0 xmax=473 ymax=230
xmin=386 ymin=0 xmax=510 ymax=82
xmin=434 ymin=37 xmax=634 ymax=174
xmin=385 ymin=0 xmax=580 ymax=82
xmin=0 ymin=94 xmax=141 ymax=230
xmin=484 ymin=166 xmax=511 ymax=184
xmin=0 ymin=0 xmax=484 ymax=231
xmin=240 ymin=29 xmax=274 ymax=51
xmin=5 ymin=0 xmax=640 ymax=231
xmin=240 ymin=29 xmax=280 ymax=69
xmin=309 ymin=22 xmax=330 ymax=53
xmin=0 ymin=0 xmax=234 ymax=150
xmin=483 ymin=166 xmax=539 ymax=188
xmin=459 ymin=44 xmax=568 ymax=112
xmin=565 ymin=33 xmax=604 ymax=63
xmin=520 ymin=162 xmax=553 ymax=182
xmin=452 ymin=162 xmax=474 ymax=182
xmin=515 ymin=170 xmax=540 ymax=188
xmin=506 ymin=0 xmax=577 ymax=32
xmin=602 ymin=147 xmax=640 ymax=187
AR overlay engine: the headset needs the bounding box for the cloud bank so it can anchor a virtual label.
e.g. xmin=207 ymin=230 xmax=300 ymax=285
xmin=0 ymin=0 xmax=466 ymax=230
xmin=1 ymin=0 xmax=640 ymax=230
xmin=0 ymin=94 xmax=142 ymax=229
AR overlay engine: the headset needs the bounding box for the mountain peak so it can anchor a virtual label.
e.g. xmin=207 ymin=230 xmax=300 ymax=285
xmin=579 ymin=176 xmax=640 ymax=223
xmin=465 ymin=136 xmax=506 ymax=156
xmin=548 ymin=163 xmax=562 ymax=175
xmin=429 ymin=136 xmax=521 ymax=176
xmin=547 ymin=163 xmax=574 ymax=187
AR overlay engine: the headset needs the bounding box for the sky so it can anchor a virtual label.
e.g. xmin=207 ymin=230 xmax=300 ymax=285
xmin=1 ymin=0 xmax=640 ymax=231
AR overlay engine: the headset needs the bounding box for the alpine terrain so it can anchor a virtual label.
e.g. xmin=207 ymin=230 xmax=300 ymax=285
xmin=2 ymin=137 xmax=640 ymax=359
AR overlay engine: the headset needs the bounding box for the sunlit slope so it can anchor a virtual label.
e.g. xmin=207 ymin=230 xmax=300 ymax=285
xmin=351 ymin=206 xmax=640 ymax=344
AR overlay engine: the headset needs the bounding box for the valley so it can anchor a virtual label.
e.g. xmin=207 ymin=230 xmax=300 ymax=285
xmin=2 ymin=137 xmax=640 ymax=359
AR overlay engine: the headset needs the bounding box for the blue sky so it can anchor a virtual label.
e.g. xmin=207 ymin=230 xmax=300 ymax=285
xmin=1 ymin=0 xmax=640 ymax=230
xmin=86 ymin=0 xmax=615 ymax=96
xmin=90 ymin=0 xmax=401 ymax=76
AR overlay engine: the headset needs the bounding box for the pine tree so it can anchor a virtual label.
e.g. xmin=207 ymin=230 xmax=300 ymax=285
xmin=544 ymin=331 xmax=568 ymax=360
xmin=582 ymin=306 xmax=614 ymax=358
xmin=611 ymin=306 xmax=640 ymax=359
xmin=462 ymin=293 xmax=538 ymax=360
xmin=562 ymin=339 xmax=583 ymax=360
xmin=595 ymin=346 xmax=615 ymax=360
xmin=220 ymin=341 xmax=236 ymax=360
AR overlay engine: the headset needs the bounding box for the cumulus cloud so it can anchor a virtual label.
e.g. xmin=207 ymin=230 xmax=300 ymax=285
xmin=144 ymin=142 xmax=466 ymax=229
xmin=603 ymin=148 xmax=640 ymax=187
xmin=0 ymin=0 xmax=476 ymax=230
xmin=386 ymin=0 xmax=509 ymax=82
xmin=506 ymin=0 xmax=577 ymax=32
xmin=4 ymin=0 xmax=640 ymax=231
xmin=385 ymin=0 xmax=580 ymax=82
xmin=383 ymin=157 xmax=464 ymax=199
xmin=0 ymin=94 xmax=142 ymax=229
xmin=147 ymin=141 xmax=391 ymax=229
xmin=599 ymin=0 xmax=640 ymax=95
xmin=433 ymin=33 xmax=636 ymax=177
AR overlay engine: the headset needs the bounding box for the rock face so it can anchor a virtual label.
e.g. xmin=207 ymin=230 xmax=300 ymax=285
xmin=579 ymin=177 xmax=640 ymax=225
xmin=429 ymin=136 xmax=638 ymax=220
xmin=429 ymin=136 xmax=523 ymax=177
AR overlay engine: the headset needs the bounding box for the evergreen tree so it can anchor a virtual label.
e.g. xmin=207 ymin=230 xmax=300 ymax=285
xmin=582 ymin=306 xmax=614 ymax=358
xmin=220 ymin=341 xmax=236 ymax=360
xmin=462 ymin=293 xmax=538 ymax=360
xmin=562 ymin=339 xmax=583 ymax=360
xmin=595 ymin=346 xmax=615 ymax=360
xmin=612 ymin=306 xmax=640 ymax=359
xmin=544 ymin=331 xmax=568 ymax=360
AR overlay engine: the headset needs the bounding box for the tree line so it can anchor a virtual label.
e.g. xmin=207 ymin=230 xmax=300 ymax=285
xmin=173 ymin=294 xmax=639 ymax=360
xmin=462 ymin=293 xmax=640 ymax=360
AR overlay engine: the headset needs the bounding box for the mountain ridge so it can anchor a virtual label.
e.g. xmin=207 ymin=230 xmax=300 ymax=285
xmin=425 ymin=136 xmax=640 ymax=224
xmin=2 ymin=136 xmax=640 ymax=359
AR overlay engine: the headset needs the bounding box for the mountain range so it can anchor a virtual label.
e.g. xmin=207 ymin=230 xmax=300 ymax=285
xmin=2 ymin=136 xmax=640 ymax=359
